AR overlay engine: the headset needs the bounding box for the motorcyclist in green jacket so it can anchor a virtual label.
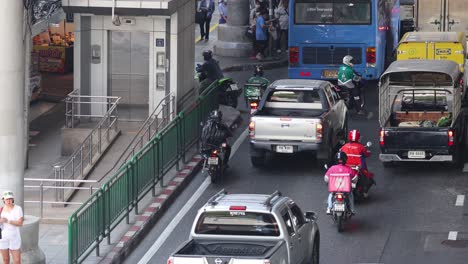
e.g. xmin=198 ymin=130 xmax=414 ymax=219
xmin=244 ymin=65 xmax=270 ymax=106
xmin=338 ymin=55 xmax=365 ymax=115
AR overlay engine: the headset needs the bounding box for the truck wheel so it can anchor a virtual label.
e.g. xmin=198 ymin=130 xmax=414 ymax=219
xmin=251 ymin=156 xmax=265 ymax=167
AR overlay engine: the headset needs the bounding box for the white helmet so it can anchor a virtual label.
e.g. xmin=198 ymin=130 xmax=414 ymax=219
xmin=343 ymin=55 xmax=354 ymax=67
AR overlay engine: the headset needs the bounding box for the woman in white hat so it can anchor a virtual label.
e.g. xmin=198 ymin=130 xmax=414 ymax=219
xmin=0 ymin=190 xmax=23 ymax=264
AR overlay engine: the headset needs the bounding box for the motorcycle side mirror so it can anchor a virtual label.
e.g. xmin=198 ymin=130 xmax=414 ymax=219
xmin=305 ymin=211 xmax=317 ymax=221
xmin=366 ymin=141 xmax=372 ymax=148
xmin=339 ymin=139 xmax=346 ymax=146
xmin=324 ymin=164 xmax=328 ymax=170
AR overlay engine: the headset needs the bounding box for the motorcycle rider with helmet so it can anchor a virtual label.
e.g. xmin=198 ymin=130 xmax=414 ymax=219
xmin=338 ymin=55 xmax=365 ymax=115
xmin=340 ymin=129 xmax=374 ymax=198
xmin=244 ymin=65 xmax=270 ymax=106
xmin=324 ymin=151 xmax=357 ymax=215
xmin=197 ymin=50 xmax=224 ymax=94
xmin=201 ymin=110 xmax=232 ymax=167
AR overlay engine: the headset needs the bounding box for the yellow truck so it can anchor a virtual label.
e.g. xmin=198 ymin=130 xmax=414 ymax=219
xmin=396 ymin=31 xmax=467 ymax=72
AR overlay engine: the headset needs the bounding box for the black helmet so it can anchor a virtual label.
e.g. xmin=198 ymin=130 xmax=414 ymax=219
xmin=335 ymin=151 xmax=348 ymax=165
xmin=203 ymin=50 xmax=213 ymax=61
xmin=254 ymin=65 xmax=264 ymax=76
xmin=209 ymin=109 xmax=222 ymax=122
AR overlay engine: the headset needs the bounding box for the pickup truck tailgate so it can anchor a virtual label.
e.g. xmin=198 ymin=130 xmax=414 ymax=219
xmin=253 ymin=116 xmax=320 ymax=142
xmin=383 ymin=128 xmax=449 ymax=149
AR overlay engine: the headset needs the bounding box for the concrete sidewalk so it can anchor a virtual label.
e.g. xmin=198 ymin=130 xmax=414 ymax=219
xmin=30 ymin=9 xmax=288 ymax=264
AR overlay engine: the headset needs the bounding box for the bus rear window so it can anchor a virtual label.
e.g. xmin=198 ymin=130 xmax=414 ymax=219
xmin=295 ymin=0 xmax=371 ymax=25
xmin=195 ymin=211 xmax=280 ymax=236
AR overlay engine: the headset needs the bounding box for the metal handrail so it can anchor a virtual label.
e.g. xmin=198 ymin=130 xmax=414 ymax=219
xmin=56 ymin=90 xmax=121 ymax=202
xmin=25 ymin=178 xmax=99 ymax=218
xmin=97 ymin=93 xmax=176 ymax=182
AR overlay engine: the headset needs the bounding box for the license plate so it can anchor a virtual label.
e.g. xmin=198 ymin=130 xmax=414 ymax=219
xmin=408 ymin=150 xmax=425 ymax=159
xmin=207 ymin=157 xmax=219 ymax=165
xmin=322 ymin=70 xmax=338 ymax=79
xmin=276 ymin=145 xmax=294 ymax=153
xmin=333 ymin=203 xmax=345 ymax=212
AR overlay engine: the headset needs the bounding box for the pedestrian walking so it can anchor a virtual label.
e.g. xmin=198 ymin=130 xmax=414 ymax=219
xmin=0 ymin=191 xmax=23 ymax=264
xmin=275 ymin=0 xmax=289 ymax=53
xmin=198 ymin=0 xmax=215 ymax=40
xmin=218 ymin=0 xmax=227 ymax=24
xmin=255 ymin=10 xmax=269 ymax=60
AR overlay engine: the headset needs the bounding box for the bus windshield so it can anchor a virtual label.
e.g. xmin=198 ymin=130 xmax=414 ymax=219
xmin=295 ymin=0 xmax=371 ymax=25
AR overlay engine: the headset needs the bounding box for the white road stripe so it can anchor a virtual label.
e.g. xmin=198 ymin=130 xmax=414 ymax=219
xmin=137 ymin=128 xmax=247 ymax=264
xmin=448 ymin=231 xmax=458 ymax=241
xmin=455 ymin=195 xmax=465 ymax=206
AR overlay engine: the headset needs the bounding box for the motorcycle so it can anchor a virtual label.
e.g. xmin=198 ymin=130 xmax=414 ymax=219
xmin=201 ymin=143 xmax=227 ymax=183
xmin=196 ymin=64 xmax=241 ymax=108
xmin=334 ymin=73 xmax=366 ymax=111
xmin=324 ymin=164 xmax=356 ymax=233
xmin=244 ymin=82 xmax=268 ymax=114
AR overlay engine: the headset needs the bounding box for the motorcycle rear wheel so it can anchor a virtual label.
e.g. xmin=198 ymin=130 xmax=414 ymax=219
xmin=337 ymin=214 xmax=344 ymax=233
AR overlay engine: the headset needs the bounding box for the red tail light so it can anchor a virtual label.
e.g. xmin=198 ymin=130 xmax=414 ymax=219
xmin=335 ymin=193 xmax=344 ymax=202
xmin=167 ymin=257 xmax=174 ymax=264
xmin=379 ymin=129 xmax=385 ymax=146
xmin=300 ymin=71 xmax=311 ymax=77
xmin=249 ymin=121 xmax=255 ymax=138
xmin=229 ymin=205 xmax=247 ymax=210
xmin=250 ymin=101 xmax=258 ymax=110
xmin=289 ymin=46 xmax=299 ymax=66
xmin=448 ymin=129 xmax=454 ymax=146
xmin=211 ymin=149 xmax=218 ymax=157
xmin=316 ymin=122 xmax=323 ymax=140
xmin=366 ymin=47 xmax=376 ymax=64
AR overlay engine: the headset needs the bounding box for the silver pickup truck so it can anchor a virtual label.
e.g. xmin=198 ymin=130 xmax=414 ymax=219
xmin=168 ymin=190 xmax=320 ymax=264
xmin=249 ymin=79 xmax=348 ymax=167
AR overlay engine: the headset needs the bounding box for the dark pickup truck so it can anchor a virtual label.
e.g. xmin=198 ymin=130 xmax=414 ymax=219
xmin=378 ymin=60 xmax=466 ymax=166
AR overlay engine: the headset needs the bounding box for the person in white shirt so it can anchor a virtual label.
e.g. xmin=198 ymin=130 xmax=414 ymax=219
xmin=0 ymin=191 xmax=24 ymax=264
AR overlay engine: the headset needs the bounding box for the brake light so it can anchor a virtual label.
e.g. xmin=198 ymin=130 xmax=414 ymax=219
xmin=448 ymin=129 xmax=454 ymax=146
xmin=229 ymin=205 xmax=247 ymax=210
xmin=335 ymin=193 xmax=344 ymax=202
xmin=250 ymin=101 xmax=258 ymax=110
xmin=211 ymin=149 xmax=218 ymax=157
xmin=167 ymin=257 xmax=174 ymax=264
xmin=366 ymin=47 xmax=376 ymax=65
xmin=300 ymin=71 xmax=311 ymax=77
xmin=379 ymin=129 xmax=385 ymax=146
xmin=316 ymin=122 xmax=323 ymax=140
xmin=289 ymin=46 xmax=299 ymax=66
xmin=249 ymin=121 xmax=255 ymax=138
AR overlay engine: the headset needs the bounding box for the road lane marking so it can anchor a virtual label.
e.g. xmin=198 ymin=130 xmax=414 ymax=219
xmin=448 ymin=231 xmax=458 ymax=241
xmin=455 ymin=195 xmax=465 ymax=206
xmin=137 ymin=127 xmax=247 ymax=264
xmin=195 ymin=23 xmax=219 ymax=43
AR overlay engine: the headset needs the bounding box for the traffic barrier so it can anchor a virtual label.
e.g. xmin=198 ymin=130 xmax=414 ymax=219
xmin=68 ymin=82 xmax=220 ymax=263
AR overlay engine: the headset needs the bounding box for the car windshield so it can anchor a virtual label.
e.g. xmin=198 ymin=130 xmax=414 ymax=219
xmin=195 ymin=211 xmax=280 ymax=236
xmin=295 ymin=0 xmax=371 ymax=25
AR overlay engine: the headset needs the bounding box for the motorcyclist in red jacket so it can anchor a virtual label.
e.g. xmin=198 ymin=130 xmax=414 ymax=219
xmin=340 ymin=129 xmax=374 ymax=197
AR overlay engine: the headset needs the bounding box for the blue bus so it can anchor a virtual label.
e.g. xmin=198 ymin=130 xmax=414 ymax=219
xmin=288 ymin=0 xmax=400 ymax=80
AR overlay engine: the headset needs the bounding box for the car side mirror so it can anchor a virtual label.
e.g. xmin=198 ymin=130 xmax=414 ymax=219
xmin=366 ymin=141 xmax=372 ymax=148
xmin=305 ymin=211 xmax=317 ymax=221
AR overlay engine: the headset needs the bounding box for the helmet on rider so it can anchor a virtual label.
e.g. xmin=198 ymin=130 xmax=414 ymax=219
xmin=348 ymin=129 xmax=361 ymax=142
xmin=336 ymin=151 xmax=348 ymax=165
xmin=343 ymin=55 xmax=354 ymax=67
xmin=254 ymin=65 xmax=264 ymax=76
xmin=209 ymin=109 xmax=223 ymax=122
xmin=202 ymin=50 xmax=213 ymax=61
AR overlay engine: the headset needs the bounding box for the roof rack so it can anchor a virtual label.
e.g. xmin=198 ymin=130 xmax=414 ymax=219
xmin=207 ymin=189 xmax=227 ymax=206
xmin=264 ymin=190 xmax=282 ymax=210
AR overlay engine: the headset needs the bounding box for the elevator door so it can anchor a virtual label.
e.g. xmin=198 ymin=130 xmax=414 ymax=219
xmin=110 ymin=31 xmax=149 ymax=121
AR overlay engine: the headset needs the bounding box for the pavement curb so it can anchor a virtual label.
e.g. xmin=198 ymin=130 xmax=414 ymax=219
xmin=221 ymin=57 xmax=288 ymax=72
xmin=99 ymin=154 xmax=204 ymax=264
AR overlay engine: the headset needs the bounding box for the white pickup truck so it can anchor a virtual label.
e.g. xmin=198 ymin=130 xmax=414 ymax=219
xmin=249 ymin=79 xmax=348 ymax=167
xmin=168 ymin=190 xmax=320 ymax=264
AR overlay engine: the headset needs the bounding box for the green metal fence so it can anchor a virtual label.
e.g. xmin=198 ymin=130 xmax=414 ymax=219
xmin=68 ymin=82 xmax=219 ymax=263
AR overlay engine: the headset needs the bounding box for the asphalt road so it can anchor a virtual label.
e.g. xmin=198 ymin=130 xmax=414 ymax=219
xmin=124 ymin=67 xmax=468 ymax=264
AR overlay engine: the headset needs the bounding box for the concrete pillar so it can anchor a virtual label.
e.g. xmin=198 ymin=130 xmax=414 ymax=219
xmin=0 ymin=2 xmax=45 ymax=263
xmin=214 ymin=0 xmax=252 ymax=57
